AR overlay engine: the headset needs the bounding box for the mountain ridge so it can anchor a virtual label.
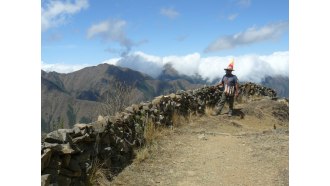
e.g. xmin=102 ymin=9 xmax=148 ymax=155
xmin=41 ymin=63 xmax=205 ymax=132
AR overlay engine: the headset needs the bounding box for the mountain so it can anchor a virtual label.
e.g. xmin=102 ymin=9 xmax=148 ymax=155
xmin=41 ymin=64 xmax=204 ymax=132
xmin=261 ymin=76 xmax=289 ymax=98
xmin=158 ymin=63 xmax=206 ymax=84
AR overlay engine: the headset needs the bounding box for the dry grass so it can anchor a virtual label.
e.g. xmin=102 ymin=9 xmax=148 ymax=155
xmin=204 ymin=106 xmax=214 ymax=117
xmin=143 ymin=119 xmax=164 ymax=145
xmin=87 ymin=159 xmax=112 ymax=186
xmin=135 ymin=146 xmax=150 ymax=163
xmin=186 ymin=110 xmax=199 ymax=124
xmin=134 ymin=119 xmax=169 ymax=163
xmin=172 ymin=112 xmax=186 ymax=128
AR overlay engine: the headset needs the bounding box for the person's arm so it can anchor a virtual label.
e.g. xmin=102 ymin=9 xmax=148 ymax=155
xmin=216 ymin=81 xmax=223 ymax=87
xmin=216 ymin=76 xmax=224 ymax=87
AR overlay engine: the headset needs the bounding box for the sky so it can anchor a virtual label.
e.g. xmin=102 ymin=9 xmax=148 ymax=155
xmin=41 ymin=0 xmax=289 ymax=82
xmin=3 ymin=1 xmax=330 ymax=185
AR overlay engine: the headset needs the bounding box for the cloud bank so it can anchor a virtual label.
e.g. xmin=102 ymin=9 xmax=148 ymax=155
xmin=205 ymin=22 xmax=288 ymax=52
xmin=41 ymin=61 xmax=90 ymax=74
xmin=42 ymin=51 xmax=288 ymax=83
xmin=42 ymin=0 xmax=89 ymax=32
xmin=104 ymin=51 xmax=289 ymax=83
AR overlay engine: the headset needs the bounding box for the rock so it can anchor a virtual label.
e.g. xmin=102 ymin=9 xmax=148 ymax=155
xmin=176 ymin=90 xmax=185 ymax=94
xmin=142 ymin=105 xmax=149 ymax=111
xmin=44 ymin=143 xmax=76 ymax=154
xmin=80 ymin=128 xmax=87 ymax=135
xmin=41 ymin=174 xmax=51 ymax=186
xmin=41 ymin=149 xmax=52 ymax=171
xmin=60 ymin=168 xmax=81 ymax=177
xmin=62 ymin=154 xmax=71 ymax=167
xmin=125 ymin=106 xmax=134 ymax=113
xmin=152 ymin=96 xmax=163 ymax=105
xmin=72 ymin=133 xmax=94 ymax=143
xmin=45 ymin=129 xmax=73 ymax=144
xmin=74 ymin=123 xmax=93 ymax=130
xmin=198 ymin=134 xmax=207 ymax=140
xmin=169 ymin=93 xmax=176 ymax=99
xmin=97 ymin=115 xmax=104 ymax=121
xmin=132 ymin=104 xmax=140 ymax=111
xmin=71 ymin=178 xmax=86 ymax=186
xmin=43 ymin=142 xmax=61 ymax=150
xmin=46 ymin=154 xmax=62 ymax=170
xmin=76 ymin=150 xmax=92 ymax=163
xmin=73 ymin=127 xmax=81 ymax=136
xmin=59 ymin=143 xmax=76 ymax=154
xmin=57 ymin=175 xmax=72 ymax=186
xmin=68 ymin=158 xmax=81 ymax=174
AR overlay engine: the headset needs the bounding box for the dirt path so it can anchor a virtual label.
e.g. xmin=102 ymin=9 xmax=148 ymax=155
xmin=110 ymin=111 xmax=289 ymax=186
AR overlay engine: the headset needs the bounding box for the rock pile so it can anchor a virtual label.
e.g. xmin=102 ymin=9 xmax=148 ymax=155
xmin=41 ymin=82 xmax=278 ymax=185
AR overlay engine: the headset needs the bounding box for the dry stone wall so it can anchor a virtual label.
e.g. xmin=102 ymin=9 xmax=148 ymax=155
xmin=41 ymin=82 xmax=277 ymax=185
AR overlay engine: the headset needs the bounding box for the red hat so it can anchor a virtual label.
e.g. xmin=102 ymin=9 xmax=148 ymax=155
xmin=224 ymin=59 xmax=234 ymax=71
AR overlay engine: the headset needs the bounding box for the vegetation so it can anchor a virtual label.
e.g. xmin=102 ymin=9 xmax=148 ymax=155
xmin=100 ymin=81 xmax=133 ymax=116
xmin=87 ymin=159 xmax=111 ymax=186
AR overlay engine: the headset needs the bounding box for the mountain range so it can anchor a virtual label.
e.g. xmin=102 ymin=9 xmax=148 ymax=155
xmin=41 ymin=63 xmax=205 ymax=132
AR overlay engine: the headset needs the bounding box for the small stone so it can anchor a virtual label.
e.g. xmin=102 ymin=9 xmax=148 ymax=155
xmin=198 ymin=134 xmax=207 ymax=140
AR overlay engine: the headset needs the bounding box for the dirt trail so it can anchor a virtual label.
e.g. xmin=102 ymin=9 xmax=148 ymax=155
xmin=110 ymin=106 xmax=289 ymax=186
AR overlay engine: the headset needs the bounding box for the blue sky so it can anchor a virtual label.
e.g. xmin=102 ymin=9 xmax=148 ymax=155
xmin=41 ymin=0 xmax=288 ymax=82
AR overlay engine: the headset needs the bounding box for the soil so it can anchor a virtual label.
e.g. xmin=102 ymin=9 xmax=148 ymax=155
xmin=110 ymin=102 xmax=289 ymax=186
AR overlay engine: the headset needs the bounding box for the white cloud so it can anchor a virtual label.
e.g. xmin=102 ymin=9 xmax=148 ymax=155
xmin=228 ymin=13 xmax=239 ymax=21
xmin=87 ymin=19 xmax=133 ymax=56
xmin=103 ymin=51 xmax=289 ymax=83
xmin=41 ymin=61 xmax=90 ymax=73
xmin=160 ymin=8 xmax=179 ymax=19
xmin=102 ymin=58 xmax=121 ymax=65
xmin=42 ymin=51 xmax=288 ymax=83
xmin=205 ymin=22 xmax=288 ymax=52
xmin=42 ymin=0 xmax=89 ymax=32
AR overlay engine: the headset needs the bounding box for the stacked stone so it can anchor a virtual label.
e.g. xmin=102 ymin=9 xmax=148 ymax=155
xmin=239 ymin=82 xmax=277 ymax=98
xmin=41 ymin=124 xmax=97 ymax=185
xmin=41 ymin=82 xmax=277 ymax=185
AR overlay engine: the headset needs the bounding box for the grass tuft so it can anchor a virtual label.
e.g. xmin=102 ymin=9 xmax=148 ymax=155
xmin=204 ymin=106 xmax=214 ymax=117
xmin=87 ymin=159 xmax=112 ymax=186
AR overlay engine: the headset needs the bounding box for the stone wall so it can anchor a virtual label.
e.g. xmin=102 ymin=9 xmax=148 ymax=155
xmin=41 ymin=82 xmax=277 ymax=185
